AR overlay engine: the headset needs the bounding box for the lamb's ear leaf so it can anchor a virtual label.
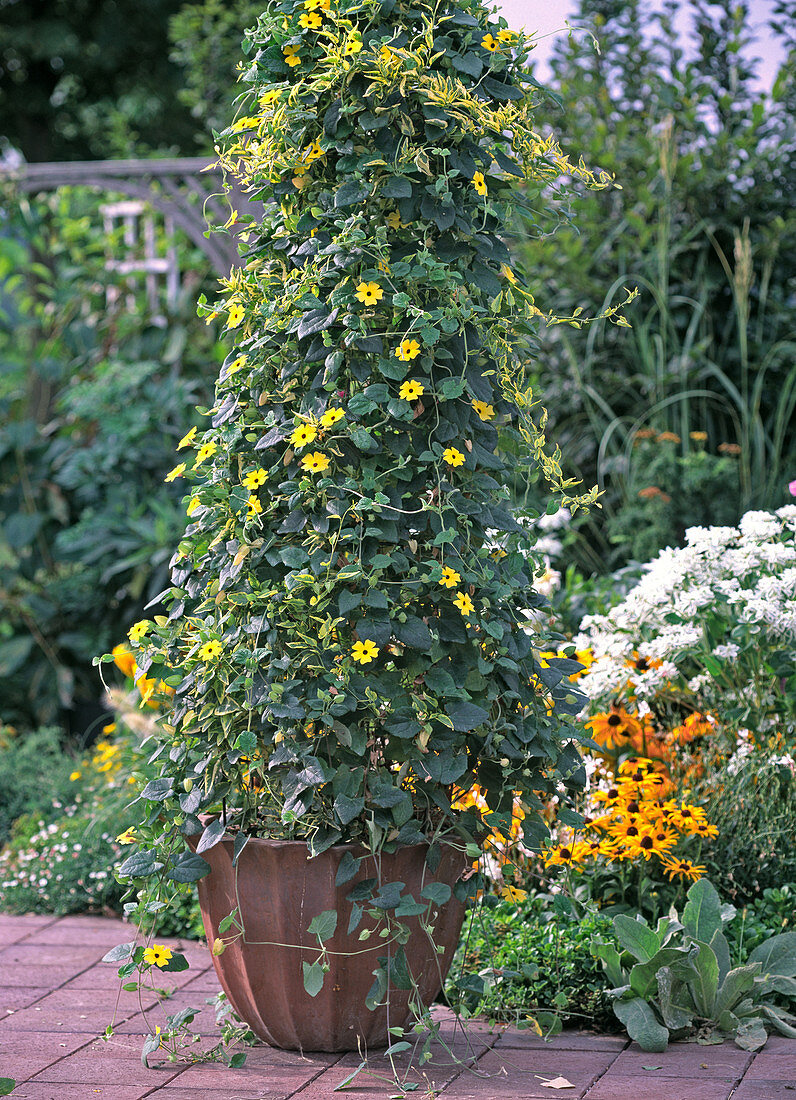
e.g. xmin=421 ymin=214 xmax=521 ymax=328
xmin=614 ymin=997 xmax=669 ymax=1052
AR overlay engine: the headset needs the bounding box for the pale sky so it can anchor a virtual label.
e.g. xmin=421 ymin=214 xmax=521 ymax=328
xmin=496 ymin=0 xmax=787 ymax=88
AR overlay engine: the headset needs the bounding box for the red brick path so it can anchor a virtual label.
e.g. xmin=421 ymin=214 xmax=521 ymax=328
xmin=2 ymin=914 xmax=794 ymax=1099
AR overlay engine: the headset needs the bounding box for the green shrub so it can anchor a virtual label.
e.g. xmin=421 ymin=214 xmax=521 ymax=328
xmin=0 ymin=726 xmax=79 ymax=845
xmin=452 ymin=894 xmax=617 ymax=1032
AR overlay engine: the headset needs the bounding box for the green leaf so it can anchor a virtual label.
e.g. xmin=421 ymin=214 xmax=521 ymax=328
xmin=389 ymin=946 xmax=413 ymax=990
xmin=335 ymin=851 xmax=361 ymax=886
xmin=118 ymin=850 xmax=163 ymax=878
xmin=382 ymin=176 xmax=413 ymax=198
xmin=613 ymin=914 xmax=663 ymax=963
xmin=734 ymin=1018 xmax=768 ymax=1051
xmin=420 ymin=882 xmax=451 ymax=906
xmin=748 ymin=932 xmax=796 ymax=978
xmin=682 ymin=879 xmax=723 ymax=944
xmin=167 ymin=851 xmax=211 ymax=883
xmin=687 ymin=941 xmax=720 ymax=1018
xmin=657 ymin=967 xmax=694 ymax=1031
xmin=308 ymin=910 xmax=338 ymax=942
xmin=335 ymin=180 xmax=369 ymax=207
xmin=0 ymin=1080 xmax=15 ymax=1096
xmin=102 ymin=941 xmax=135 ymax=964
xmin=614 ymin=997 xmax=669 ymax=1052
xmin=715 ymin=964 xmax=760 ymax=1017
xmin=445 ymin=701 xmax=489 ymax=731
xmin=395 ymin=616 xmax=432 ymax=650
xmin=139 ymin=777 xmax=174 ymax=802
xmin=334 ymin=792 xmax=364 ymax=825
xmin=196 ymin=817 xmax=226 ymax=854
xmin=162 ymin=951 xmax=190 ymax=973
xmin=302 ymin=961 xmax=325 ymax=997
xmin=451 ymin=52 xmax=483 ymax=78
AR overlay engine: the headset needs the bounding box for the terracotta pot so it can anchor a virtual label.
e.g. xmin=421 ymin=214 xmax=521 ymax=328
xmin=185 ymin=833 xmax=467 ymax=1051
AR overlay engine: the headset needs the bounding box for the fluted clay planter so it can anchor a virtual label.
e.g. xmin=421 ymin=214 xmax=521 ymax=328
xmin=186 ymin=833 xmax=466 ymax=1051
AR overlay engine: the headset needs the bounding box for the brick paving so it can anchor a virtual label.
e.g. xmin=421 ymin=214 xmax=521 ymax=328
xmin=1 ymin=913 xmax=794 ymax=1099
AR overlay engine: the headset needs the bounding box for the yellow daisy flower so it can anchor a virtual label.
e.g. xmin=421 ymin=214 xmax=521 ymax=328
xmin=443 ymin=446 xmax=465 ymax=467
xmin=177 ymin=425 xmax=197 ymax=450
xmin=453 ymin=591 xmax=475 ymax=617
xmin=227 ymin=303 xmax=245 ymax=328
xmin=355 ymin=281 xmax=384 ymax=305
xmin=246 ymin=494 xmax=263 ymax=517
xmin=299 ymin=11 xmax=322 ymax=29
xmin=228 ymin=354 xmax=248 ymax=374
xmin=439 ymin=566 xmax=461 ymax=588
xmin=198 ymin=639 xmax=224 ymax=662
xmin=352 ymin=639 xmax=379 ymax=664
xmin=320 ymin=407 xmax=345 ymax=428
xmin=395 ymin=339 xmax=421 ymax=361
xmin=500 ymin=885 xmax=528 ymax=903
xmin=196 ymin=442 xmax=217 ymax=463
xmin=344 ymin=37 xmax=363 ymax=55
xmin=164 ymin=462 xmax=186 ymax=482
xmin=242 ymin=468 xmax=268 ymax=489
xmin=142 ymin=944 xmax=173 ymax=968
xmin=398 ymin=379 xmax=424 ymax=400
xmin=481 ymin=33 xmax=499 ymax=51
xmin=472 ymin=172 xmax=487 ymax=197
xmin=128 ymin=620 xmax=149 ymax=642
xmin=290 ymin=423 xmax=318 ymax=448
xmin=300 ymin=451 xmax=331 ymax=474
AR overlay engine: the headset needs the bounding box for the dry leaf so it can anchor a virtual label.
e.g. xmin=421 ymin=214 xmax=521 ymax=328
xmin=538 ymin=1076 xmax=576 ymax=1090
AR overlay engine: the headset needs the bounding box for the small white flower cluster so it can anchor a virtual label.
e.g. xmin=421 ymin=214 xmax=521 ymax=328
xmin=575 ymin=506 xmax=796 ymax=726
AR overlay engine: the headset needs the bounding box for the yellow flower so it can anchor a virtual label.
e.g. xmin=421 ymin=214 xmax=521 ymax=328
xmin=497 ymin=29 xmax=516 ymax=43
xmin=228 ymin=354 xmax=248 ymax=374
xmin=246 ymin=494 xmax=263 ymax=517
xmin=177 ymin=426 xmax=197 ymax=450
xmin=284 ymin=50 xmax=302 ymax=68
xmin=386 ymin=211 xmax=403 ymax=230
xmin=471 ymin=399 xmax=495 ymax=421
xmin=395 ymin=339 xmax=421 ymax=362
xmin=227 ymin=303 xmax=245 ymax=328
xmin=472 ymin=171 xmax=487 ymax=197
xmin=260 ymin=90 xmax=281 ymax=109
xmin=164 ymin=462 xmax=186 ymax=482
xmin=304 ymin=0 xmax=330 ymax=8
xmin=116 ymin=828 xmax=137 ymax=846
xmin=355 ymin=281 xmax=384 ymax=306
xmin=300 ymin=451 xmax=331 ymax=474
xmin=352 ymin=639 xmax=379 ymax=664
xmin=443 ymin=446 xmax=465 ymax=467
xmin=500 ymin=885 xmax=528 ymax=903
xmin=439 ymin=566 xmax=461 ymax=588
xmin=320 ymin=407 xmax=345 ymax=428
xmin=290 ymin=423 xmax=318 ymax=448
xmin=199 ymin=639 xmax=224 ymax=662
xmin=232 ymin=115 xmax=260 ymax=132
xmin=112 ymin=644 xmax=137 ymax=679
xmin=186 ymin=497 xmax=202 ymax=517
xmin=299 ymin=11 xmax=322 ymax=29
xmin=481 ymin=33 xmax=499 ymax=51
xmin=453 ymin=591 xmax=475 ymax=616
xmin=142 ymin=944 xmax=173 ymax=968
xmin=343 ymin=37 xmax=363 ymax=55
xmin=399 ymin=379 xmax=424 ymax=400
xmin=242 ymin=468 xmax=268 ymax=489
xmin=128 ymin=620 xmax=149 ymax=642
xmin=690 ymin=430 xmax=708 ymax=441
xmin=196 ymin=442 xmax=217 ymax=463
xmin=69 ymin=770 xmax=82 ymax=782
xmin=379 ymin=45 xmax=395 ymax=64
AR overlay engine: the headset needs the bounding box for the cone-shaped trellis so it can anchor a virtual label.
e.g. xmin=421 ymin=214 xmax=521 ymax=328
xmin=130 ymin=0 xmax=608 ymax=861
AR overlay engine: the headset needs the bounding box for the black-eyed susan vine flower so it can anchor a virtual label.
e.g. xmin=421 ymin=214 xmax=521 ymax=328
xmin=128 ymin=620 xmax=149 ymax=642
xmin=116 ymin=828 xmax=137 ymax=846
xmin=398 ymin=379 xmax=424 ymax=400
xmin=481 ymin=33 xmax=498 ymax=51
xmin=355 ymin=281 xmax=384 ymax=305
xmin=196 ymin=442 xmax=217 ymax=463
xmin=246 ymin=494 xmax=263 ymax=517
xmin=242 ymin=468 xmax=268 ymax=490
xmin=283 ymin=44 xmax=301 ymax=67
xmin=386 ymin=211 xmax=403 ymax=229
xmin=142 ymin=944 xmax=173 ymax=968
xmin=471 ymin=400 xmax=495 ymax=421
xmin=320 ymin=407 xmax=345 ymax=428
xmin=439 ymin=566 xmax=461 ymax=588
xmin=300 ymin=451 xmax=330 ymax=473
xmin=186 ymin=497 xmax=202 ymax=517
xmin=164 ymin=462 xmax=186 ymax=482
xmin=351 ymin=639 xmax=379 ymax=664
xmin=227 ymin=302 xmax=245 ymax=328
xmin=453 ymin=591 xmax=475 ymax=616
xmin=395 ymin=339 xmax=421 ymax=361
xmin=198 ymin=640 xmax=224 ymax=662
xmin=290 ymin=423 xmax=318 ymax=447
xmin=472 ymin=171 xmax=487 ymax=196
xmin=299 ymin=11 xmax=322 ymax=29
xmin=443 ymin=446 xmax=465 ymax=467
xmin=177 ymin=426 xmax=197 ymax=450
